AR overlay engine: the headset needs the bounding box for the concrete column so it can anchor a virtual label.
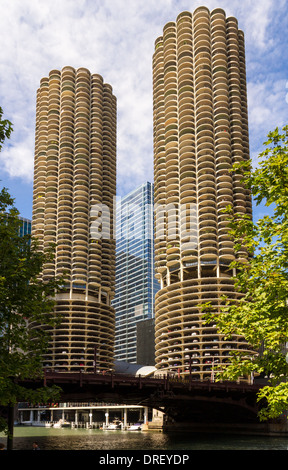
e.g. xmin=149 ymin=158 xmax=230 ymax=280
xmin=105 ymin=409 xmax=109 ymax=425
xmin=144 ymin=407 xmax=148 ymax=424
xmin=167 ymin=268 xmax=170 ymax=286
xmin=123 ymin=408 xmax=127 ymax=429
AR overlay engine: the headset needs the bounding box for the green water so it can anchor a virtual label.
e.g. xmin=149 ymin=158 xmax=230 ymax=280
xmin=1 ymin=426 xmax=287 ymax=450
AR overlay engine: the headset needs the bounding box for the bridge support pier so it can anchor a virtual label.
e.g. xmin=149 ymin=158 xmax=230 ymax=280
xmin=163 ymin=420 xmax=288 ymax=437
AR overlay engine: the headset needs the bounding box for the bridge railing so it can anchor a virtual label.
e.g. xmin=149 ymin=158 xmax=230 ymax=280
xmin=41 ymin=369 xmax=260 ymax=392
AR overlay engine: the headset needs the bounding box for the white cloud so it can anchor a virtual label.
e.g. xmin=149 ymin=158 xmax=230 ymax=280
xmin=238 ymin=0 xmax=279 ymax=49
xmin=248 ymin=78 xmax=288 ymax=166
xmin=1 ymin=137 xmax=34 ymax=180
xmin=0 ymin=0 xmax=287 ymax=204
xmin=248 ymin=79 xmax=287 ymax=129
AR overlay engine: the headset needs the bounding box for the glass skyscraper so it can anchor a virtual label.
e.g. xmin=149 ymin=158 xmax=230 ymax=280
xmin=113 ymin=182 xmax=159 ymax=363
xmin=19 ymin=217 xmax=32 ymax=238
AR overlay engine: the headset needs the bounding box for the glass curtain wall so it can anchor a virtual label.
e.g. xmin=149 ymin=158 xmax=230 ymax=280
xmin=113 ymin=182 xmax=159 ymax=363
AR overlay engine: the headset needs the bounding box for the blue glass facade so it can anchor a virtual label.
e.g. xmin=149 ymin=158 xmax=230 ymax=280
xmin=18 ymin=217 xmax=32 ymax=238
xmin=112 ymin=182 xmax=159 ymax=363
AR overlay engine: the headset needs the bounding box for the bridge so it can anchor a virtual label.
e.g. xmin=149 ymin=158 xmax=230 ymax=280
xmin=18 ymin=370 xmax=287 ymax=435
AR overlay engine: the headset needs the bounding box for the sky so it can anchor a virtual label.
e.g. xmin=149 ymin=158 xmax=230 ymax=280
xmin=0 ymin=0 xmax=287 ymax=221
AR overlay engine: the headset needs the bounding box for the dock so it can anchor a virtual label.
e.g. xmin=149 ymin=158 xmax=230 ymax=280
xmin=17 ymin=402 xmax=164 ymax=430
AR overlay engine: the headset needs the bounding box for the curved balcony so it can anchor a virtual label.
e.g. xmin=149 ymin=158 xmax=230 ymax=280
xmin=155 ymin=276 xmax=252 ymax=379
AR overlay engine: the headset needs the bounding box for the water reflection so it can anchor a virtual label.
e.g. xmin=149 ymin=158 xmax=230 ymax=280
xmin=0 ymin=427 xmax=288 ymax=451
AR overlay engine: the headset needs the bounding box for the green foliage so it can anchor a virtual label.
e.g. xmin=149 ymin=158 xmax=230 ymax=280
xmin=0 ymin=187 xmax=65 ymax=431
xmin=203 ymin=125 xmax=288 ymax=421
xmin=0 ymin=107 xmax=13 ymax=150
xmin=257 ymin=383 xmax=288 ymax=421
xmin=0 ymin=109 xmax=65 ymax=435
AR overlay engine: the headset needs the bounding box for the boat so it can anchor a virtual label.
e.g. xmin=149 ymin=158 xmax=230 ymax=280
xmin=128 ymin=423 xmax=142 ymax=431
xmin=19 ymin=421 xmax=52 ymax=427
xmin=104 ymin=420 xmax=122 ymax=430
xmin=53 ymin=422 xmax=62 ymax=428
xmin=53 ymin=419 xmax=70 ymax=428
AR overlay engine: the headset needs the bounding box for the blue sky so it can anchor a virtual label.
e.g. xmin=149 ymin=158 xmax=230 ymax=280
xmin=0 ymin=0 xmax=287 ymax=221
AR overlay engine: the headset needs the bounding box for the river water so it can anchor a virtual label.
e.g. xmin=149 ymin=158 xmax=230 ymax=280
xmin=0 ymin=426 xmax=288 ymax=451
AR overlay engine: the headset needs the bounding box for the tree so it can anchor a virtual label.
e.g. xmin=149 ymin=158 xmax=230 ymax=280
xmin=0 ymin=108 xmax=64 ymax=448
xmin=0 ymin=106 xmax=13 ymax=150
xmin=204 ymin=125 xmax=288 ymax=421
